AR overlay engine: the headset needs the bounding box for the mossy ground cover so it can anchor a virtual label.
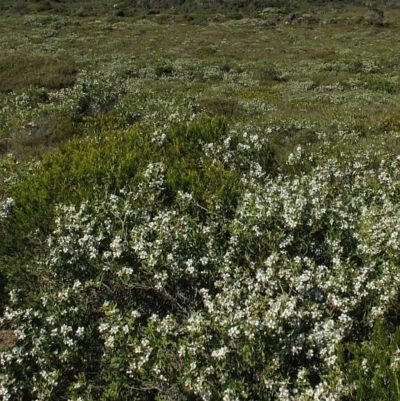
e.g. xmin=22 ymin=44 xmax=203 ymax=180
xmin=2 ymin=2 xmax=400 ymax=400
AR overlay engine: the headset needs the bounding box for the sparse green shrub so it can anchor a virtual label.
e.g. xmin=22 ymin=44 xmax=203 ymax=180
xmin=73 ymin=70 xmax=128 ymax=117
xmin=378 ymin=114 xmax=400 ymax=133
xmin=323 ymin=57 xmax=381 ymax=75
xmin=365 ymin=7 xmax=387 ymax=26
xmin=254 ymin=63 xmax=288 ymax=84
xmin=363 ymin=75 xmax=400 ymax=94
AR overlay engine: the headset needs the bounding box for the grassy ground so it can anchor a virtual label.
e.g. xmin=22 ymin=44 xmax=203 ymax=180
xmin=1 ymin=3 xmax=400 ymax=296
xmin=1 ymin=3 xmax=400 ymax=164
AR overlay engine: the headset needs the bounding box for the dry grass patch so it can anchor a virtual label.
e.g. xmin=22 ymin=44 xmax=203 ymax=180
xmin=198 ymin=96 xmax=242 ymax=118
xmin=309 ymin=49 xmax=336 ymax=59
xmin=0 ymin=50 xmax=78 ymax=92
xmin=0 ymin=330 xmax=16 ymax=351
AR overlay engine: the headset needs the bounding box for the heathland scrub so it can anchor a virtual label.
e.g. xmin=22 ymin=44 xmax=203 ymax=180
xmin=2 ymin=2 xmax=400 ymax=400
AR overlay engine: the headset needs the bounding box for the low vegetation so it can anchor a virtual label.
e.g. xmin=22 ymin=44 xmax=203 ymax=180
xmin=1 ymin=1 xmax=400 ymax=400
xmin=0 ymin=51 xmax=78 ymax=92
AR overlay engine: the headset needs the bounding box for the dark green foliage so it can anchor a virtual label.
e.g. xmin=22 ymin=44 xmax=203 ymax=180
xmin=155 ymin=64 xmax=174 ymax=78
xmin=254 ymin=63 xmax=288 ymax=85
xmin=340 ymin=321 xmax=400 ymax=400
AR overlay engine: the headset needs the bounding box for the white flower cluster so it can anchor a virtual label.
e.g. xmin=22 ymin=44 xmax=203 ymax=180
xmin=0 ymin=197 xmax=15 ymax=219
xmin=1 ymin=130 xmax=400 ymax=400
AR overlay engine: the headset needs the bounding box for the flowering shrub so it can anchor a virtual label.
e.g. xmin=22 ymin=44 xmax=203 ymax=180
xmin=3 ymin=10 xmax=400 ymax=400
xmin=1 ymin=117 xmax=400 ymax=400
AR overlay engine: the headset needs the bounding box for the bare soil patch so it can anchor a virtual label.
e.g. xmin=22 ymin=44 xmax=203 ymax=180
xmin=0 ymin=330 xmax=16 ymax=350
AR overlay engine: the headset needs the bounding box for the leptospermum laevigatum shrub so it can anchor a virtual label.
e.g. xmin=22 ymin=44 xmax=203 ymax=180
xmin=1 ymin=119 xmax=400 ymax=400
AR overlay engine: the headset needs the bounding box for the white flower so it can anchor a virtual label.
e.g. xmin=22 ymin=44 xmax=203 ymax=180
xmin=76 ymin=327 xmax=85 ymax=338
xmin=211 ymin=346 xmax=228 ymax=360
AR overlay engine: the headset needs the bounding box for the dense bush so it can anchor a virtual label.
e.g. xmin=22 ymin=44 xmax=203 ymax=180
xmin=0 ymin=118 xmax=273 ymax=300
xmin=1 ymin=117 xmax=400 ymax=400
